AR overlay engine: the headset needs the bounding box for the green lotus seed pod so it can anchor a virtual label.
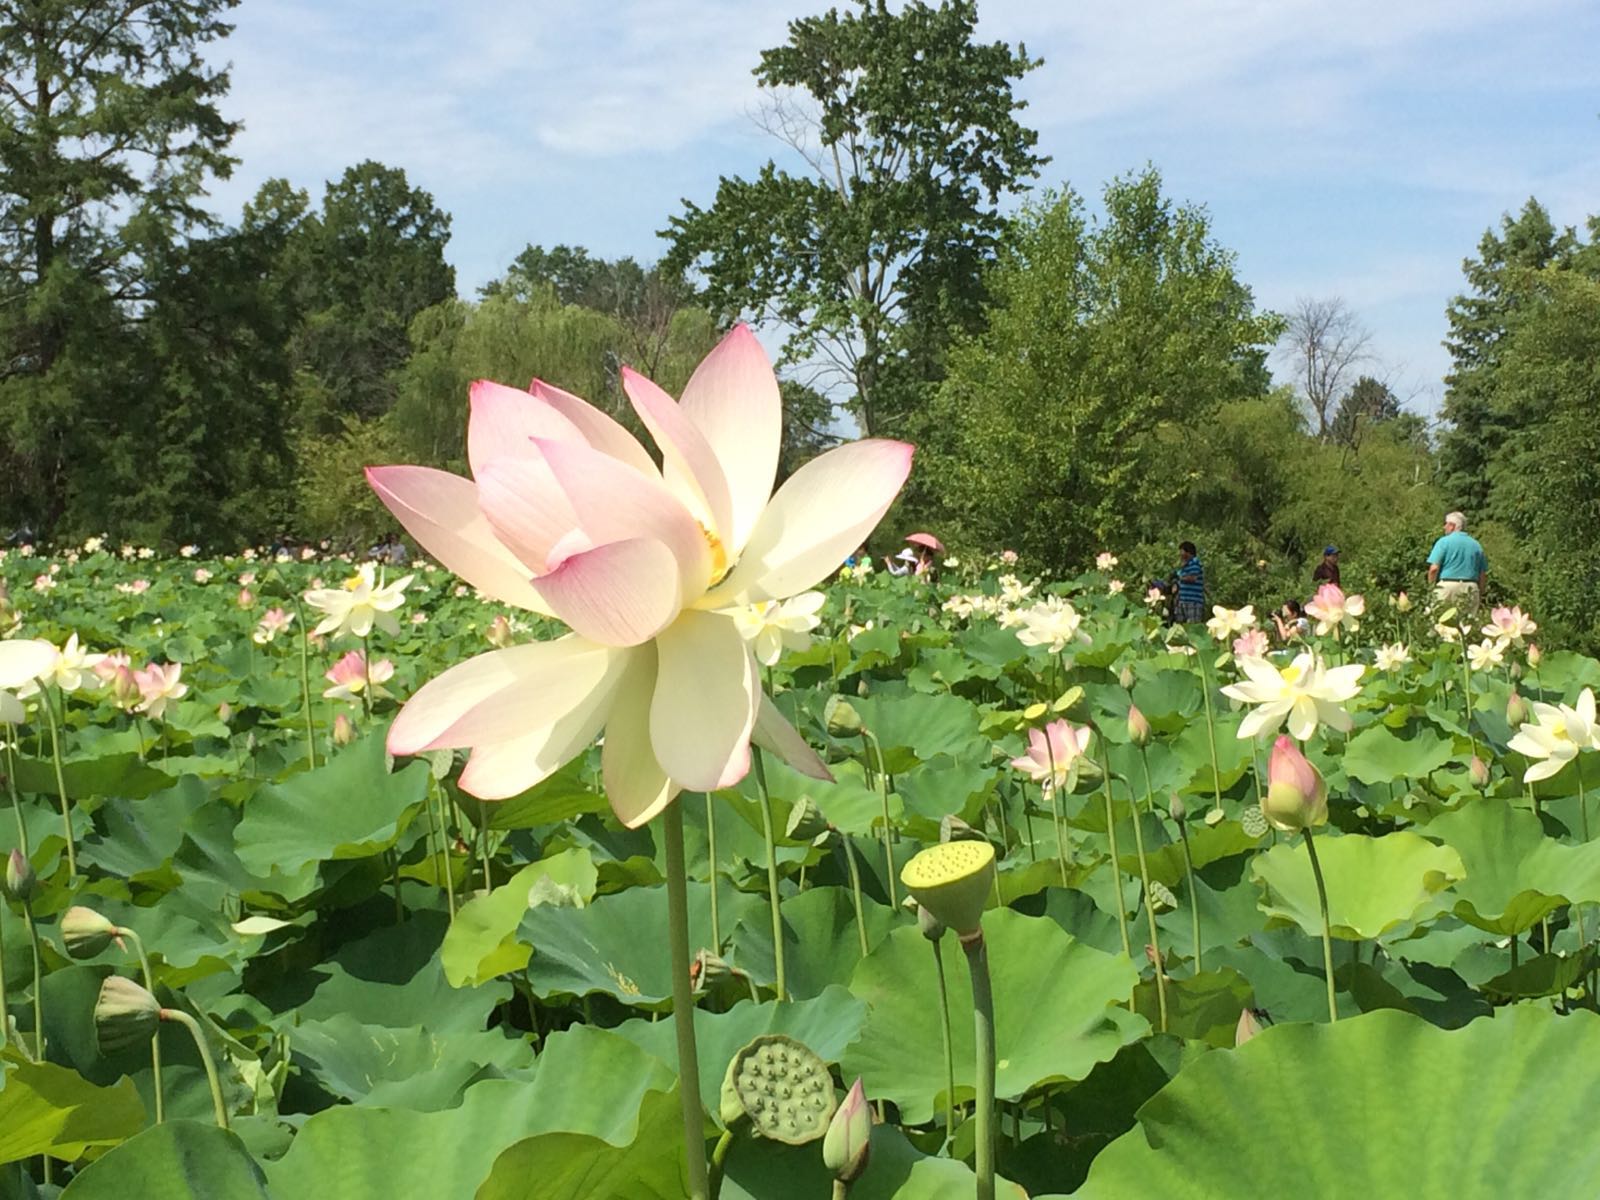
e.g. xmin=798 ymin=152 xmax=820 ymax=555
xmin=62 ymin=906 xmax=124 ymax=958
xmin=723 ymin=1035 xmax=837 ymax=1145
xmin=900 ymin=840 xmax=995 ymax=936
xmin=95 ymin=975 xmax=161 ymax=1055
xmin=1240 ymin=807 xmax=1269 ymax=839
xmin=786 ymin=796 xmax=831 ymax=842
xmin=825 ymin=696 xmax=864 ymax=737
xmin=719 ymin=1056 xmax=749 ymax=1127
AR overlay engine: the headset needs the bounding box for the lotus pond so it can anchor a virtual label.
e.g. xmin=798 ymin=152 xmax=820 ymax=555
xmin=3 ymin=539 xmax=1600 ymax=1199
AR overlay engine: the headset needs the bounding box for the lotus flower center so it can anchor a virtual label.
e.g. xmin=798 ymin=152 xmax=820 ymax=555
xmin=703 ymin=525 xmax=731 ymax=586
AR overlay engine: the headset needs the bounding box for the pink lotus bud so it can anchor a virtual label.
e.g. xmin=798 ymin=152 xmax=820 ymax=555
xmin=1526 ymin=644 xmax=1542 ymax=668
xmin=1235 ymin=1008 xmax=1263 ymax=1046
xmin=1506 ymin=692 xmax=1528 ymax=729
xmin=332 ymin=712 xmax=356 ymax=746
xmin=822 ymin=1078 xmax=872 ymax=1182
xmin=1118 ymin=665 xmax=1135 ymax=690
xmin=217 ymin=701 xmax=232 ymax=724
xmin=1394 ymin=591 xmax=1412 ymax=613
xmin=486 ymin=614 xmax=513 ymax=648
xmin=5 ymin=848 xmax=36 ymax=902
xmin=1127 ymin=704 xmax=1151 ymax=747
xmin=1469 ymin=756 xmax=1490 ymax=788
xmin=1262 ymin=736 xmax=1327 ymax=833
xmin=109 ymin=664 xmax=141 ymax=710
xmin=237 ymin=588 xmax=255 ymax=609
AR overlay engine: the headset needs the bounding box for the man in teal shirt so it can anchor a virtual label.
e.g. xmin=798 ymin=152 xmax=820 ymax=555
xmin=1427 ymin=511 xmax=1487 ymax=618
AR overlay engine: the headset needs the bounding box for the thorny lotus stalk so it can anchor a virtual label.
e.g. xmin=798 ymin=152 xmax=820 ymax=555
xmin=159 ymin=1007 xmax=228 ymax=1128
xmin=750 ymin=747 xmax=786 ymax=1001
xmin=1303 ymin=826 xmax=1338 ymax=1023
xmin=41 ymin=688 xmax=75 ymax=878
xmin=1131 ymin=749 xmax=1169 ymax=1032
xmin=665 ymin=802 xmax=712 ymax=1199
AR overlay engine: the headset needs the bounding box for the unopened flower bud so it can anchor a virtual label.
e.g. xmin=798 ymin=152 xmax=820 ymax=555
xmin=939 ymin=814 xmax=976 ymax=843
xmin=1526 ymin=643 xmax=1542 ymax=668
xmin=1262 ymin=736 xmax=1328 ymax=833
xmin=62 ymin=906 xmax=125 ymax=958
xmin=94 ymin=975 xmax=161 ymax=1055
xmin=1394 ymin=591 xmax=1412 ymax=613
xmin=109 ymin=664 xmax=141 ymax=710
xmin=1235 ymin=1008 xmax=1263 ymax=1046
xmin=1506 ymin=692 xmax=1528 ymax=729
xmin=216 ymin=701 xmax=232 ymax=724
xmin=1469 ymin=756 xmax=1490 ymax=789
xmin=1168 ymin=794 xmax=1186 ymax=821
xmin=822 ymin=1078 xmax=873 ymax=1182
xmin=4 ymin=849 xmax=36 ymax=902
xmin=1118 ymin=665 xmax=1135 ymax=690
xmin=825 ymin=695 xmax=863 ymax=737
xmin=332 ymin=711 xmax=356 ymax=746
xmin=1127 ymin=704 xmax=1151 ymax=747
xmin=485 ymin=614 xmax=513 ymax=648
xmin=237 ymin=587 xmax=255 ymax=609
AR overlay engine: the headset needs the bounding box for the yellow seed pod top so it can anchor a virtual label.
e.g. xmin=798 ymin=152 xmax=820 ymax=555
xmin=900 ymin=840 xmax=996 ymax=936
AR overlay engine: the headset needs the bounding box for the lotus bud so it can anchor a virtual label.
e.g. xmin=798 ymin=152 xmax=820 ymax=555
xmin=94 ymin=975 xmax=161 ymax=1055
xmin=332 ymin=711 xmax=356 ymax=746
xmin=785 ymin=796 xmax=831 ymax=842
xmin=1127 ymin=704 xmax=1151 ymax=747
xmin=1527 ymin=643 xmax=1542 ymax=668
xmin=915 ymin=903 xmax=946 ymax=941
xmin=1168 ymin=794 xmax=1186 ymax=822
xmin=4 ymin=849 xmax=36 ymax=902
xmin=901 ymin=840 xmax=996 ymax=937
xmin=109 ymin=664 xmax=141 ymax=710
xmin=216 ymin=701 xmax=232 ymax=724
xmin=825 ymin=695 xmax=864 ymax=737
xmin=822 ymin=1077 xmax=873 ymax=1182
xmin=485 ymin=614 xmax=513 ymax=648
xmin=1262 ymin=736 xmax=1328 ymax=833
xmin=1469 ymin=756 xmax=1490 ymax=789
xmin=1118 ymin=665 xmax=1135 ymax=690
xmin=237 ymin=587 xmax=255 ymax=609
xmin=1506 ymin=692 xmax=1528 ymax=729
xmin=1235 ymin=1008 xmax=1263 ymax=1046
xmin=62 ymin=905 xmax=125 ymax=958
xmin=1394 ymin=591 xmax=1412 ymax=613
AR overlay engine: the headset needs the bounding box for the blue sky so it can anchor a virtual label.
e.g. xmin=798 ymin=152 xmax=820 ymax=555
xmin=207 ymin=0 xmax=1600 ymax=416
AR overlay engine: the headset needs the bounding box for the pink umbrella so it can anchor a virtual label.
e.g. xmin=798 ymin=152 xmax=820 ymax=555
xmin=905 ymin=532 xmax=944 ymax=553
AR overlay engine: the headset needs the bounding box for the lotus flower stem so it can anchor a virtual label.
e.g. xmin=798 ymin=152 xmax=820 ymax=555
xmin=122 ymin=928 xmax=165 ymax=1124
xmin=863 ymin=730 xmax=898 ymax=907
xmin=292 ymin=600 xmax=317 ymax=769
xmin=750 ymin=747 xmax=786 ymax=1002
xmin=961 ymin=930 xmax=997 ymax=1200
xmin=931 ymin=935 xmax=957 ymax=1146
xmin=1021 ymin=781 xmax=1037 ymax=863
xmin=22 ymin=901 xmax=45 ymax=1062
xmin=1194 ymin=652 xmax=1224 ymax=818
xmin=1132 ymin=751 xmax=1169 ymax=1032
xmin=665 ymin=802 xmax=712 ymax=1199
xmin=1042 ymin=737 xmax=1068 ymax=888
xmin=1176 ymin=816 xmax=1202 ymax=974
xmin=428 ymin=783 xmax=456 ymax=919
xmin=361 ymin=632 xmax=375 ymax=720
xmin=4 ymin=741 xmax=28 ymax=856
xmin=705 ymin=792 xmax=721 ymax=952
xmin=707 ymin=1129 xmax=734 ymax=1200
xmin=1302 ymin=826 xmax=1338 ymax=1022
xmin=475 ymin=797 xmax=493 ymax=892
xmin=157 ymin=1008 xmax=227 ymax=1128
xmin=41 ymin=687 xmax=75 ymax=879
xmin=1456 ymin=646 xmax=1478 ymax=759
xmin=840 ymin=835 xmax=870 ymax=959
xmin=1097 ymin=754 xmax=1134 ymax=973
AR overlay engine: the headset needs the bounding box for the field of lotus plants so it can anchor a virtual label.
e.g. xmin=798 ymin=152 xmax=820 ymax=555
xmin=3 ymin=332 xmax=1600 ymax=1199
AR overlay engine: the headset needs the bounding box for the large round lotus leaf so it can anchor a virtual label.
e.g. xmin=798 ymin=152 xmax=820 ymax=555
xmin=841 ymin=910 xmax=1146 ymax=1124
xmin=728 ymin=882 xmax=898 ymax=999
xmin=440 ymin=847 xmax=597 ymax=987
xmin=1422 ymin=801 xmax=1600 ymax=934
xmin=1073 ymin=1006 xmax=1600 ymax=1198
xmin=1250 ymin=831 xmax=1464 ymax=941
xmin=848 ymin=692 xmax=987 ymax=761
xmin=289 ymin=1015 xmax=532 ymax=1110
xmin=1341 ymin=723 xmax=1456 ymax=784
xmin=0 ymin=1058 xmax=145 ymax=1165
xmin=59 ymin=1122 xmax=268 ymax=1199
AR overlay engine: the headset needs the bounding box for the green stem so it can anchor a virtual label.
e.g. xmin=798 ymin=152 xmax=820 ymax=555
xmin=41 ymin=688 xmax=75 ymax=879
xmin=1303 ymin=826 xmax=1338 ymax=1023
xmin=962 ymin=932 xmax=997 ymax=1200
xmin=1098 ymin=755 xmax=1133 ymax=970
xmin=158 ymin=1008 xmax=228 ymax=1129
xmin=1458 ymin=646 xmax=1478 ymax=759
xmin=361 ymin=632 xmax=374 ymax=720
xmin=863 ymin=730 xmax=897 ymax=907
xmin=123 ymin=930 xmax=164 ymax=1124
xmin=840 ymin=835 xmax=870 ymax=959
xmin=931 ymin=935 xmax=957 ymax=1147
xmin=0 ymin=903 xmax=9 ymax=1056
xmin=475 ymin=797 xmax=493 ymax=893
xmin=708 ymin=1129 xmax=734 ymax=1200
xmin=832 ymin=1181 xmax=848 ymax=1200
xmin=750 ymin=747 xmax=786 ymax=1002
xmin=1133 ymin=750 xmax=1169 ymax=1032
xmin=1042 ymin=734 xmax=1068 ymax=887
xmin=1177 ymin=819 xmax=1202 ymax=975
xmin=705 ymin=792 xmax=721 ymax=953
xmin=1021 ymin=781 xmax=1037 ymax=862
xmin=1194 ymin=651 xmax=1224 ymax=817
xmin=430 ymin=783 xmax=456 ymax=920
xmin=22 ymin=902 xmax=44 ymax=1064
xmin=293 ymin=600 xmax=317 ymax=769
xmin=4 ymin=741 xmax=28 ymax=857
xmin=664 ymin=803 xmax=711 ymax=1200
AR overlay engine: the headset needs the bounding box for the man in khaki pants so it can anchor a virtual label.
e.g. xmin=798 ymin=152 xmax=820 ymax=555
xmin=1426 ymin=511 xmax=1488 ymax=618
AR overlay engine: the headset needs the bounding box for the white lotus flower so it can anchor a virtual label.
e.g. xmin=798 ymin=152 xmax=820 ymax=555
xmin=304 ymin=563 xmax=414 ymax=640
xmin=1374 ymin=643 xmax=1411 ymax=672
xmin=1221 ymin=651 xmax=1365 ymax=741
xmin=1507 ymin=688 xmax=1600 ymax=783
xmin=1206 ymin=605 xmax=1256 ymax=640
xmin=731 ymin=591 xmax=826 ymax=666
xmin=1467 ymin=638 xmax=1507 ymax=673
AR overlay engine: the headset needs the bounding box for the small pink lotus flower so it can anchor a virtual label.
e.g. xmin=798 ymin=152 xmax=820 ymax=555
xmin=1262 ymin=735 xmax=1327 ymax=832
xmin=332 ymin=711 xmax=356 ymax=745
xmin=94 ymin=651 xmax=131 ymax=683
xmin=1305 ymin=584 xmax=1364 ymax=636
xmin=1232 ymin=629 xmax=1269 ymax=660
xmin=133 ymin=663 xmax=187 ymax=720
xmin=1484 ymin=606 xmax=1536 ymax=645
xmin=108 ymin=665 xmax=142 ymax=711
xmin=253 ymin=608 xmax=295 ymax=645
xmin=323 ymin=650 xmax=394 ymax=703
xmin=1010 ymin=719 xmax=1094 ymax=792
xmin=1000 ymin=549 xmax=1018 ymax=566
xmin=237 ymin=588 xmax=256 ymax=609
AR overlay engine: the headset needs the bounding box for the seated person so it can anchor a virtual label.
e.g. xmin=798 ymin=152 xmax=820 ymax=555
xmin=1272 ymin=599 xmax=1311 ymax=642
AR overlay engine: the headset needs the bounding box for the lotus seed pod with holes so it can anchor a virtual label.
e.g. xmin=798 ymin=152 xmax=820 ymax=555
xmin=900 ymin=840 xmax=995 ymax=936
xmin=1240 ymin=807 xmax=1269 ymax=839
xmin=95 ymin=975 xmax=161 ymax=1055
xmin=825 ymin=696 xmax=863 ymax=737
xmin=1148 ymin=880 xmax=1178 ymax=913
xmin=62 ymin=906 xmax=122 ymax=958
xmin=725 ymin=1035 xmax=837 ymax=1145
xmin=786 ymin=796 xmax=831 ymax=842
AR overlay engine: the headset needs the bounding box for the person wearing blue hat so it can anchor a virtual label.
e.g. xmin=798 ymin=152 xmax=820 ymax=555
xmin=1312 ymin=545 xmax=1341 ymax=588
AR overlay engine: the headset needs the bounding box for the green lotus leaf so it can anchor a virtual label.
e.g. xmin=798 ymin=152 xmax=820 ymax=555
xmin=727 ymin=883 xmax=898 ymax=1000
xmin=1341 ymin=722 xmax=1456 ymax=785
xmin=290 ymin=1015 xmax=533 ymax=1110
xmin=841 ymin=909 xmax=1146 ymax=1123
xmin=58 ymin=1123 xmax=268 ymax=1199
xmin=1251 ymin=831 xmax=1465 ymax=940
xmin=1074 ymin=1006 xmax=1600 ymax=1198
xmin=440 ymin=848 xmax=597 ymax=987
xmin=0 ymin=1058 xmax=146 ymax=1166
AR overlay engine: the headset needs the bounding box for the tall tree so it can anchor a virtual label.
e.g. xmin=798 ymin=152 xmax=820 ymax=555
xmin=0 ymin=0 xmax=240 ymax=531
xmin=1329 ymin=374 xmax=1413 ymax=450
xmin=663 ymin=0 xmax=1045 ymax=438
xmin=1278 ymin=297 xmax=1373 ymax=441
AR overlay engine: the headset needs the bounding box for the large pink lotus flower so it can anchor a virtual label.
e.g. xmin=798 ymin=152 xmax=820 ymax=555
xmin=1305 ymin=584 xmax=1364 ymax=636
xmin=366 ymin=325 xmax=913 ymax=826
xmin=1009 ymin=719 xmax=1094 ymax=793
xmin=323 ymin=649 xmax=394 ymax=703
xmin=1483 ymin=605 xmax=1536 ymax=645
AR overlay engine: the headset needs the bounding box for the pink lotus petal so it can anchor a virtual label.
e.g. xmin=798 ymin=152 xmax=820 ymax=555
xmin=676 ymin=324 xmax=781 ymax=551
xmin=601 ymin=645 xmax=679 ymax=828
xmin=467 ymin=380 xmax=584 ymax=478
xmin=622 ymin=366 xmax=734 ymax=543
xmin=365 ymin=466 xmax=551 ymax=614
xmin=530 ymin=379 xmax=659 ymax=478
xmin=752 ymin=693 xmax=833 ymax=782
xmin=474 ymin=456 xmax=586 ymax=573
xmin=532 ymin=537 xmax=683 ymax=647
xmin=650 ymin=610 xmax=758 ymax=792
xmin=712 ymin=440 xmax=914 ymax=605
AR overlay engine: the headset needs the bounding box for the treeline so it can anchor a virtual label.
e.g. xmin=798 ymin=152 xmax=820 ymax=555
xmin=2 ymin=2 xmax=1596 ymax=646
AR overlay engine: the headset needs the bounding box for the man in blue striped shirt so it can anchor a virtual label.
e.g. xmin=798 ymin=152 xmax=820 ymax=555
xmin=1174 ymin=541 xmax=1206 ymax=624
